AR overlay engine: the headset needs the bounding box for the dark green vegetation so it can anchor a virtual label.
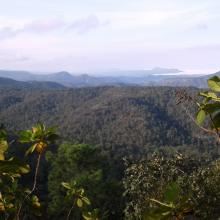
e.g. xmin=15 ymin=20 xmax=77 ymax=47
xmin=0 ymin=86 xmax=214 ymax=148
xmin=0 ymin=77 xmax=65 ymax=90
xmin=1 ymin=79 xmax=220 ymax=219
xmin=0 ymin=124 xmax=98 ymax=220
xmin=124 ymin=151 xmax=220 ymax=220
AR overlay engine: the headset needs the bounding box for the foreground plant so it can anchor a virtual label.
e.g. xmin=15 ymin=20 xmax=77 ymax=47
xmin=62 ymin=181 xmax=99 ymax=220
xmin=16 ymin=123 xmax=59 ymax=219
xmin=194 ymin=76 xmax=220 ymax=142
xmin=0 ymin=123 xmax=58 ymax=219
xmin=0 ymin=127 xmax=31 ymax=219
xmin=144 ymin=182 xmax=192 ymax=220
xmin=1 ymin=123 xmax=100 ymax=220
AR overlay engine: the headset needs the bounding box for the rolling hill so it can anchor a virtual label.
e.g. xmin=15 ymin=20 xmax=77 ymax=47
xmin=0 ymin=86 xmax=215 ymax=157
xmin=0 ymin=77 xmax=65 ymax=89
xmin=1 ymin=68 xmax=218 ymax=88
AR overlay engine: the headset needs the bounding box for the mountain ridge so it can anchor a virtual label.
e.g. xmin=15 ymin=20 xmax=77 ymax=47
xmin=0 ymin=68 xmax=219 ymax=88
xmin=0 ymin=76 xmax=65 ymax=89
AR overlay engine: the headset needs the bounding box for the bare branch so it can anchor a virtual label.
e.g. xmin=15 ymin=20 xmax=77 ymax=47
xmin=16 ymin=154 xmax=42 ymax=220
xmin=180 ymin=104 xmax=217 ymax=136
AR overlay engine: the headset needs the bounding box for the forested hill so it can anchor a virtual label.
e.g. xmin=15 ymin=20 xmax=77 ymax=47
xmin=0 ymin=86 xmax=215 ymax=156
xmin=1 ymin=85 xmax=219 ymax=220
xmin=0 ymin=76 xmax=65 ymax=89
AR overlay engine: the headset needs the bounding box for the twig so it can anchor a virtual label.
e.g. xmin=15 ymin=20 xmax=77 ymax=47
xmin=181 ymin=105 xmax=217 ymax=136
xmin=8 ymin=140 xmax=15 ymax=145
xmin=16 ymin=154 xmax=42 ymax=220
xmin=175 ymin=89 xmax=218 ymax=137
xmin=66 ymin=199 xmax=76 ymax=220
xmin=29 ymin=154 xmax=41 ymax=195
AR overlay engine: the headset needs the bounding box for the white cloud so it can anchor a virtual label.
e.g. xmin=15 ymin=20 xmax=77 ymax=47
xmin=0 ymin=15 xmax=108 ymax=40
xmin=0 ymin=0 xmax=219 ymax=71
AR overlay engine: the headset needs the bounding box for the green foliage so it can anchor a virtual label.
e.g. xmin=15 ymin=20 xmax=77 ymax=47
xmin=196 ymin=76 xmax=220 ymax=131
xmin=0 ymin=129 xmax=8 ymax=161
xmin=124 ymin=151 xmax=193 ymax=219
xmin=144 ymin=182 xmax=192 ymax=220
xmin=207 ymin=76 xmax=220 ymax=92
xmin=20 ymin=123 xmax=58 ymax=155
xmin=82 ymin=209 xmax=99 ymax=220
xmin=196 ymin=109 xmax=206 ymax=125
xmin=0 ymin=157 xmax=30 ymax=174
xmin=164 ymin=182 xmax=181 ymax=203
xmin=0 ymin=123 xmax=59 ymax=220
xmin=122 ymin=76 xmax=220 ymax=220
xmin=61 ymin=181 xmax=98 ymax=220
xmin=123 ymin=149 xmax=216 ymax=220
xmin=0 ymin=124 xmax=104 ymax=220
xmin=61 ymin=181 xmax=91 ymax=208
xmin=0 ymin=86 xmax=210 ymax=155
xmin=31 ymin=195 xmax=41 ymax=208
xmin=47 ymin=142 xmax=124 ymax=219
xmin=0 ymin=128 xmax=32 ymax=219
xmin=2 ymin=77 xmax=220 ymax=220
xmin=188 ymin=160 xmax=220 ymax=219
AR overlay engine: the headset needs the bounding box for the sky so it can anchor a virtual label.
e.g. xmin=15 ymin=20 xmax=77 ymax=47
xmin=0 ymin=0 xmax=220 ymax=74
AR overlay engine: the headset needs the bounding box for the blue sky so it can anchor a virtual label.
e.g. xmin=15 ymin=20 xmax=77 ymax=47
xmin=0 ymin=0 xmax=220 ymax=74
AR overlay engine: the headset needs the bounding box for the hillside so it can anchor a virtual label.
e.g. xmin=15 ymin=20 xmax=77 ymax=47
xmin=0 ymin=77 xmax=65 ymax=89
xmin=0 ymin=86 xmax=215 ymax=157
xmin=1 ymin=85 xmax=218 ymax=220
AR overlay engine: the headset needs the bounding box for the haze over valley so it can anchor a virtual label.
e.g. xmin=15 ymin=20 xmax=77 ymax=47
xmin=0 ymin=67 xmax=219 ymax=88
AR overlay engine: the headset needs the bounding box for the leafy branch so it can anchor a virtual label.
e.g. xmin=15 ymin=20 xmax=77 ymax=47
xmin=16 ymin=123 xmax=59 ymax=220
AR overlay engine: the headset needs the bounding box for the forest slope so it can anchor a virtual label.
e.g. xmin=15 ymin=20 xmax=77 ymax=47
xmin=0 ymin=86 xmax=215 ymax=156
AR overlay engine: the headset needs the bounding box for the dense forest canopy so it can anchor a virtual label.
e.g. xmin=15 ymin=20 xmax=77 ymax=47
xmin=1 ymin=81 xmax=220 ymax=219
xmin=0 ymin=86 xmax=216 ymax=150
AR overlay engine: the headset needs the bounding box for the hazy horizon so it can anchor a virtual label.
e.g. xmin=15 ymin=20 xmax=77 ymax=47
xmin=0 ymin=0 xmax=220 ymax=73
xmin=0 ymin=66 xmax=218 ymax=77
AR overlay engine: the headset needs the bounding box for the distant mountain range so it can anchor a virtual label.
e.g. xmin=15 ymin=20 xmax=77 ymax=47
xmin=0 ymin=77 xmax=65 ymax=90
xmin=0 ymin=68 xmax=219 ymax=88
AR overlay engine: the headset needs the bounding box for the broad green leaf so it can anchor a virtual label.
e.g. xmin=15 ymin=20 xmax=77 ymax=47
xmin=211 ymin=112 xmax=220 ymax=129
xmin=162 ymin=211 xmax=172 ymax=216
xmin=31 ymin=124 xmax=46 ymax=140
xmin=20 ymin=124 xmax=58 ymax=147
xmin=77 ymin=198 xmax=83 ymax=208
xmin=82 ymin=214 xmax=92 ymax=220
xmin=0 ymin=130 xmax=7 ymax=139
xmin=164 ymin=182 xmax=181 ymax=203
xmin=32 ymin=195 xmax=41 ymax=208
xmin=203 ymin=103 xmax=220 ymax=114
xmin=82 ymin=197 xmax=91 ymax=205
xmin=25 ymin=143 xmax=37 ymax=156
xmin=19 ymin=130 xmax=33 ymax=143
xmin=199 ymin=91 xmax=218 ymax=99
xmin=0 ymin=157 xmax=30 ymax=174
xmin=208 ymin=76 xmax=220 ymax=92
xmin=196 ymin=109 xmax=206 ymax=125
xmin=78 ymin=188 xmax=85 ymax=195
xmin=32 ymin=195 xmax=38 ymax=202
xmin=0 ymin=140 xmax=8 ymax=160
xmin=61 ymin=182 xmax=71 ymax=190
